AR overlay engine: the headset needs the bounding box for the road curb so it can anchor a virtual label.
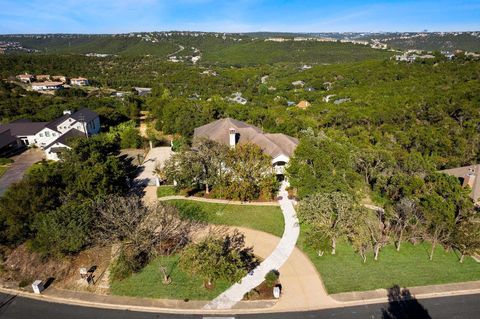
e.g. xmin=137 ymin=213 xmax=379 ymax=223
xmin=2 ymin=280 xmax=480 ymax=315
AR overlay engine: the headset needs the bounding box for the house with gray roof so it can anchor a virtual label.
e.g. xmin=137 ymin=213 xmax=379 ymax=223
xmin=193 ymin=118 xmax=298 ymax=175
xmin=0 ymin=108 xmax=100 ymax=161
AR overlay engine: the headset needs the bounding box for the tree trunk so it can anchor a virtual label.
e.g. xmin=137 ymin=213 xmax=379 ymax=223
xmin=396 ymin=229 xmax=403 ymax=251
xmin=374 ymin=244 xmax=380 ymax=261
xmin=331 ymin=237 xmax=336 ymax=255
xmin=206 ymin=183 xmax=210 ymax=194
xmin=429 ymin=238 xmax=437 ymax=261
xmin=460 ymin=253 xmax=465 ymax=263
xmin=317 ymin=250 xmax=324 ymax=257
xmin=362 ymin=252 xmax=367 ymax=263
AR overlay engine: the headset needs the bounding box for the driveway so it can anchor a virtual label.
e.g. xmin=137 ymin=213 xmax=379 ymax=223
xmin=0 ymin=148 xmax=44 ymax=196
xmin=135 ymin=147 xmax=172 ymax=186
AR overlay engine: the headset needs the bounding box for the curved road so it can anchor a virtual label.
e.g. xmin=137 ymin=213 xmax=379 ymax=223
xmin=1 ymin=292 xmax=479 ymax=319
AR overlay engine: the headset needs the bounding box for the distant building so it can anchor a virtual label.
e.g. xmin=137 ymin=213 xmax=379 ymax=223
xmin=16 ymin=73 xmax=34 ymax=83
xmin=133 ymin=87 xmax=152 ymax=96
xmin=334 ymin=98 xmax=351 ymax=105
xmin=228 ymin=92 xmax=247 ymax=105
xmin=31 ymin=81 xmax=64 ymax=91
xmin=296 ymin=100 xmax=311 ymax=109
xmin=51 ymin=75 xmax=67 ymax=83
xmin=70 ymin=77 xmax=89 ymax=86
xmin=291 ymin=80 xmax=305 ymax=87
xmin=36 ymin=74 xmax=50 ymax=82
xmin=323 ymin=94 xmax=336 ymax=102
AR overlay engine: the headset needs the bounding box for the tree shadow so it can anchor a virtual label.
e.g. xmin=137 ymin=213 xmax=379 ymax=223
xmin=382 ymin=285 xmax=431 ymax=319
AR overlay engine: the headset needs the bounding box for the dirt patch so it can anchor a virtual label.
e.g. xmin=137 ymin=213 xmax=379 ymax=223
xmin=243 ymin=281 xmax=279 ymax=301
xmin=1 ymin=244 xmax=112 ymax=293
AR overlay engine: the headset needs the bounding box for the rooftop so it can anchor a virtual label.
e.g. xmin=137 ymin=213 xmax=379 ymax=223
xmin=193 ymin=118 xmax=298 ymax=159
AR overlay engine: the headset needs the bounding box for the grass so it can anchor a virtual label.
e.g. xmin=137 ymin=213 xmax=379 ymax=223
xmin=157 ymin=185 xmax=177 ymax=198
xmin=0 ymin=165 xmax=9 ymax=178
xmin=298 ymin=231 xmax=480 ymax=294
xmin=110 ymin=255 xmax=230 ymax=300
xmin=167 ymin=199 xmax=284 ymax=237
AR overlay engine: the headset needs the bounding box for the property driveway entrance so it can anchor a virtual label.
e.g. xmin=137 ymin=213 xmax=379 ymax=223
xmin=135 ymin=147 xmax=173 ymax=186
xmin=0 ymin=148 xmax=44 ymax=196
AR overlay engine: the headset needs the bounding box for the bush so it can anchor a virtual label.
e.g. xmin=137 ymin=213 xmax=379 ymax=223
xmin=110 ymin=247 xmax=151 ymax=281
xmin=264 ymin=269 xmax=279 ymax=288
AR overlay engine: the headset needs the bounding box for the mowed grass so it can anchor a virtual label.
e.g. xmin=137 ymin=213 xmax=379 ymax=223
xmin=110 ymin=255 xmax=230 ymax=300
xmin=157 ymin=185 xmax=177 ymax=198
xmin=298 ymin=232 xmax=480 ymax=294
xmin=167 ymin=200 xmax=284 ymax=237
xmin=0 ymin=165 xmax=10 ymax=177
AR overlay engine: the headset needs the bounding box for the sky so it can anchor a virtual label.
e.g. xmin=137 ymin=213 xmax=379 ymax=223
xmin=0 ymin=0 xmax=479 ymax=34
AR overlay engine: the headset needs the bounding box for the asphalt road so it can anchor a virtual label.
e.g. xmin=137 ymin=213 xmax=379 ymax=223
xmin=0 ymin=292 xmax=479 ymax=319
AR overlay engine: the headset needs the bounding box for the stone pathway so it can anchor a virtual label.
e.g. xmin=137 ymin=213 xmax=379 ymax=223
xmin=203 ymin=181 xmax=300 ymax=310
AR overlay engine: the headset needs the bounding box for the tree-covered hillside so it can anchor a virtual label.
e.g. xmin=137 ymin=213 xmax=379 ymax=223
xmin=0 ymin=33 xmax=392 ymax=66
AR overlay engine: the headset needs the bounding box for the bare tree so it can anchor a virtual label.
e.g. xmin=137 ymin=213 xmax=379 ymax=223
xmin=94 ymin=195 xmax=202 ymax=283
xmin=392 ymin=198 xmax=421 ymax=251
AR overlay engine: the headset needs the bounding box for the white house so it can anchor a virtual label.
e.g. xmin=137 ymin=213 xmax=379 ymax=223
xmin=0 ymin=108 xmax=100 ymax=161
xmin=44 ymin=129 xmax=86 ymax=161
xmin=193 ymin=118 xmax=298 ymax=176
xmin=16 ymin=73 xmax=34 ymax=83
xmin=31 ymin=81 xmax=63 ymax=91
xmin=228 ymin=92 xmax=247 ymax=105
xmin=70 ymin=77 xmax=89 ymax=86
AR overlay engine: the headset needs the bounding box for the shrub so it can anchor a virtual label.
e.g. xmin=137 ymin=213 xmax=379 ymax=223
xmin=264 ymin=269 xmax=280 ymax=288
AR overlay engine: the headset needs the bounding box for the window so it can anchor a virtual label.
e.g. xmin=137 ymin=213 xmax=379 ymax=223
xmin=52 ymin=133 xmax=56 ymax=136
xmin=45 ymin=131 xmax=50 ymax=137
xmin=39 ymin=133 xmax=44 ymax=137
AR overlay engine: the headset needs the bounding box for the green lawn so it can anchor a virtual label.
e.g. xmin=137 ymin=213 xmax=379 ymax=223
xmin=0 ymin=165 xmax=9 ymax=178
xmin=110 ymin=255 xmax=230 ymax=300
xmin=157 ymin=185 xmax=177 ymax=198
xmin=298 ymin=232 xmax=480 ymax=294
xmin=167 ymin=199 xmax=284 ymax=237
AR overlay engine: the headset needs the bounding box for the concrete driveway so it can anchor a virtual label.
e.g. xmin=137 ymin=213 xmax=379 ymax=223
xmin=0 ymin=148 xmax=44 ymax=196
xmin=135 ymin=147 xmax=173 ymax=187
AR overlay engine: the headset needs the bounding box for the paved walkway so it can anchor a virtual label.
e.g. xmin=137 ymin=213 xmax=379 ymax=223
xmin=203 ymin=181 xmax=300 ymax=310
xmin=0 ymin=148 xmax=43 ymax=196
xmin=158 ymin=195 xmax=279 ymax=206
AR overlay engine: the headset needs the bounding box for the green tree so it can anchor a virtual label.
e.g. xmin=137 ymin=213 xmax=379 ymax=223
xmin=287 ymin=130 xmax=358 ymax=198
xmin=298 ymin=192 xmax=358 ymax=255
xmin=180 ymin=230 xmax=258 ymax=287
xmin=225 ymin=143 xmax=276 ymax=201
xmin=32 ymin=201 xmax=94 ymax=257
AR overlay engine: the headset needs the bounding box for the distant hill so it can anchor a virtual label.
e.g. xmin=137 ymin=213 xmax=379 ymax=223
xmin=2 ymin=31 xmax=478 ymax=65
xmin=357 ymin=32 xmax=480 ymax=52
xmin=0 ymin=32 xmax=392 ymax=66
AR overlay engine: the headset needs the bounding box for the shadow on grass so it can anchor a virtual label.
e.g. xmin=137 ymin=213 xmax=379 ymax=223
xmin=382 ymin=285 xmax=431 ymax=319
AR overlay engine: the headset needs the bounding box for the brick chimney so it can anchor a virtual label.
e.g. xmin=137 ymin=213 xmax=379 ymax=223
xmin=229 ymin=128 xmax=236 ymax=148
